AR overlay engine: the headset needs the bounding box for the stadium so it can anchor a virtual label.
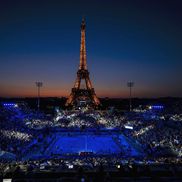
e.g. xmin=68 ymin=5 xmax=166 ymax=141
xmin=0 ymin=100 xmax=182 ymax=181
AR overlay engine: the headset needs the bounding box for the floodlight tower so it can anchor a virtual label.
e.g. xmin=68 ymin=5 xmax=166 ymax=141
xmin=35 ymin=82 xmax=43 ymax=112
xmin=127 ymin=82 xmax=134 ymax=111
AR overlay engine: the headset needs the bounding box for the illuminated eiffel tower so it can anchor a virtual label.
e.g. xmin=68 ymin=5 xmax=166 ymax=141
xmin=65 ymin=18 xmax=100 ymax=107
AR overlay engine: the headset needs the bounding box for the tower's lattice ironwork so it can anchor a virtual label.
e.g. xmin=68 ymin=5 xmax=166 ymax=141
xmin=65 ymin=18 xmax=100 ymax=107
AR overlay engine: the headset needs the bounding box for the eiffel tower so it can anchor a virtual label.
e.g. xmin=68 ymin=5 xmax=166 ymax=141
xmin=65 ymin=18 xmax=100 ymax=107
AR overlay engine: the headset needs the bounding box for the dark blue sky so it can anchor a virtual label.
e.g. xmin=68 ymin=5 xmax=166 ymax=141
xmin=0 ymin=0 xmax=182 ymax=98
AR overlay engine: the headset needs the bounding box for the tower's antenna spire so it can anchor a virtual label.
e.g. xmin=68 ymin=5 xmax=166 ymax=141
xmin=82 ymin=15 xmax=85 ymax=22
xmin=81 ymin=16 xmax=86 ymax=29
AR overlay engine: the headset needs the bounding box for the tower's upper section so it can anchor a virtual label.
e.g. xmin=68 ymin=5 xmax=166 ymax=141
xmin=79 ymin=18 xmax=87 ymax=70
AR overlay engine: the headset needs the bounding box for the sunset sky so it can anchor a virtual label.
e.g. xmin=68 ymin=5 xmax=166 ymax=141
xmin=0 ymin=0 xmax=182 ymax=98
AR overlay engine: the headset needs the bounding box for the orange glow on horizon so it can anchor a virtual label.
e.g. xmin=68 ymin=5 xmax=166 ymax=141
xmin=0 ymin=84 xmax=172 ymax=98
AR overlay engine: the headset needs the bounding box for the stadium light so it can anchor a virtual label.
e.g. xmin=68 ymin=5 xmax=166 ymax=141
xmin=127 ymin=82 xmax=134 ymax=111
xmin=35 ymin=82 xmax=43 ymax=112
